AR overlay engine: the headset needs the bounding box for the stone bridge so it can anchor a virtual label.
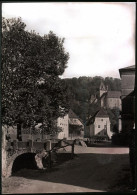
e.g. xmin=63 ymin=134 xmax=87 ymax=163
xmin=2 ymin=139 xmax=53 ymax=178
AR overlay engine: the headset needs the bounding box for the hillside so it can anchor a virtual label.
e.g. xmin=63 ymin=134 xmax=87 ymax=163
xmin=64 ymin=76 xmax=121 ymax=127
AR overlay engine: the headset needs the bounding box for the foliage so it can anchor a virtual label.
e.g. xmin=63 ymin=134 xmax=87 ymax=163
xmin=2 ymin=17 xmax=69 ymax=134
xmin=64 ymin=76 xmax=121 ymax=124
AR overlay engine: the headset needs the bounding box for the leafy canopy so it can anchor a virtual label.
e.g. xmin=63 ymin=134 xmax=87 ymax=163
xmin=2 ymin=17 xmax=69 ymax=134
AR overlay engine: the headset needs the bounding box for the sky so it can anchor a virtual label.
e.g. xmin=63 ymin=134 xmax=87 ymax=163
xmin=2 ymin=2 xmax=135 ymax=78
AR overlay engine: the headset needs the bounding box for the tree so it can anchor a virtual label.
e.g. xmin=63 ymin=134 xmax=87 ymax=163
xmin=2 ymin=17 xmax=69 ymax=137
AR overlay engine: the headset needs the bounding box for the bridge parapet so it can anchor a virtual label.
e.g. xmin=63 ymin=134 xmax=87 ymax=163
xmin=3 ymin=139 xmax=50 ymax=178
xmin=3 ymin=138 xmax=75 ymax=178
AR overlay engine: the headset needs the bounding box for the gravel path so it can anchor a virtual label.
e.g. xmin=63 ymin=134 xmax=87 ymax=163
xmin=2 ymin=146 xmax=130 ymax=193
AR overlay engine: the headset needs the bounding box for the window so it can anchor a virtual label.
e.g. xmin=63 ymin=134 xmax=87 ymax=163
xmin=101 ymin=119 xmax=103 ymax=121
xmin=98 ymin=125 xmax=100 ymax=128
xmin=104 ymin=125 xmax=107 ymax=128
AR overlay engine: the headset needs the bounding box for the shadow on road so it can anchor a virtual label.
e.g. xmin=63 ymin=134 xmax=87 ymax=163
xmin=12 ymin=153 xmax=130 ymax=192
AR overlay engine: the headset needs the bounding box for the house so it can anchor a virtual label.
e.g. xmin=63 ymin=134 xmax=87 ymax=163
xmin=68 ymin=109 xmax=84 ymax=140
xmin=85 ymin=108 xmax=112 ymax=140
xmin=56 ymin=114 xmax=69 ymax=139
xmin=99 ymin=82 xmax=121 ymax=110
xmin=20 ymin=109 xmax=84 ymax=141
xmin=90 ymin=81 xmax=121 ymax=110
xmin=51 ymin=109 xmax=84 ymax=140
xmin=105 ymin=91 xmax=121 ymax=109
xmin=119 ymin=65 xmax=135 ymax=133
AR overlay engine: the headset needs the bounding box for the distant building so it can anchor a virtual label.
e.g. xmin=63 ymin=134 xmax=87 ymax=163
xmin=21 ymin=109 xmax=84 ymax=141
xmin=119 ymin=65 xmax=135 ymax=133
xmin=56 ymin=114 xmax=69 ymax=139
xmin=90 ymin=81 xmax=121 ymax=110
xmin=85 ymin=108 xmax=112 ymax=140
xmin=100 ymin=91 xmax=121 ymax=109
xmin=68 ymin=109 xmax=84 ymax=140
xmin=56 ymin=109 xmax=84 ymax=140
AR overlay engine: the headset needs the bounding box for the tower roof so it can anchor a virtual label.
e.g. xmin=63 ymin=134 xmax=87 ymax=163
xmin=100 ymin=80 xmax=106 ymax=90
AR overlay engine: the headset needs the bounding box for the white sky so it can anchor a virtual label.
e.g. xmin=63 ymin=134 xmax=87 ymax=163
xmin=2 ymin=2 xmax=136 ymax=78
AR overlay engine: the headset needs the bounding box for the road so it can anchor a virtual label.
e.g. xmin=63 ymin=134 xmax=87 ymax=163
xmin=2 ymin=146 xmax=130 ymax=193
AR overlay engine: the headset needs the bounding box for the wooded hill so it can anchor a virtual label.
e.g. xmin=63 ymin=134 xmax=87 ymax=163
xmin=64 ymin=76 xmax=121 ymax=131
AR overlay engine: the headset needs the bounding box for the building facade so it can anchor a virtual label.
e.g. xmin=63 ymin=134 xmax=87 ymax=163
xmin=85 ymin=108 xmax=112 ymax=140
xmin=56 ymin=114 xmax=69 ymax=139
xmin=99 ymin=83 xmax=121 ymax=110
xmin=106 ymin=91 xmax=121 ymax=109
xmin=90 ymin=81 xmax=121 ymax=110
xmin=119 ymin=65 xmax=135 ymax=133
xmin=68 ymin=109 xmax=84 ymax=140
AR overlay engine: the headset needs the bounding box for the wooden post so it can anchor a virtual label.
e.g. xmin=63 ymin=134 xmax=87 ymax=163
xmin=71 ymin=140 xmax=75 ymax=159
xmin=46 ymin=140 xmax=51 ymax=151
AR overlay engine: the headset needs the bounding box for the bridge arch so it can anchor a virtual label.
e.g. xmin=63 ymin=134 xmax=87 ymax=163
xmin=6 ymin=151 xmax=37 ymax=177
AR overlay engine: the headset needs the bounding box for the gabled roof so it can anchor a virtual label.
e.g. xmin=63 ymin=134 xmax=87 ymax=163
xmin=96 ymin=108 xmax=109 ymax=118
xmin=69 ymin=118 xmax=83 ymax=126
xmin=86 ymin=108 xmax=109 ymax=126
xmin=100 ymin=80 xmax=106 ymax=90
xmin=69 ymin=109 xmax=78 ymax=118
xmin=107 ymin=91 xmax=121 ymax=98
xmin=68 ymin=109 xmax=84 ymax=125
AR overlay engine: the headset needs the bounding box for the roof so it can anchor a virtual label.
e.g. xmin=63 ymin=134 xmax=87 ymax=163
xmin=86 ymin=108 xmax=109 ymax=126
xmin=69 ymin=118 xmax=83 ymax=126
xmin=100 ymin=80 xmax=106 ymax=90
xmin=69 ymin=109 xmax=79 ymax=118
xmin=96 ymin=108 xmax=109 ymax=118
xmin=68 ymin=109 xmax=84 ymax=125
xmin=119 ymin=65 xmax=135 ymax=76
xmin=107 ymin=91 xmax=121 ymax=98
